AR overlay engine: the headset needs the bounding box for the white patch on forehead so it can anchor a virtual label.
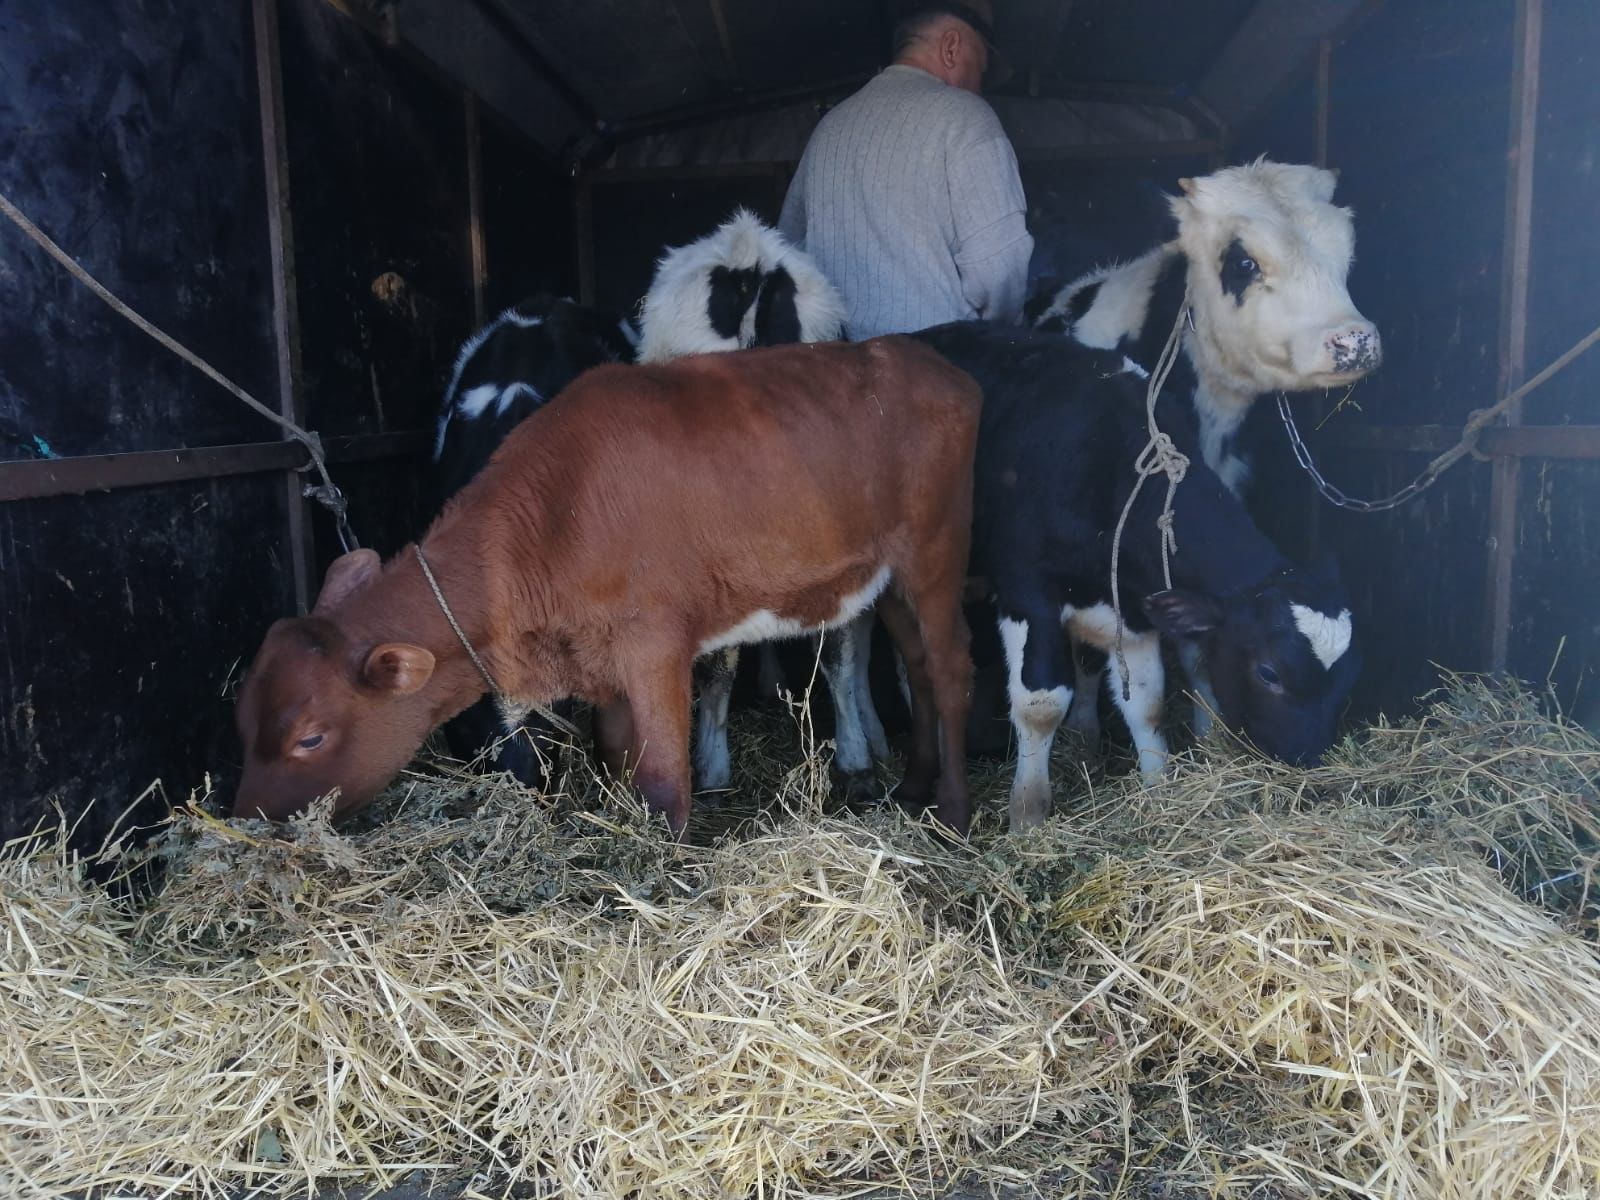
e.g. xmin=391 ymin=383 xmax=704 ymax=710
xmin=1291 ymin=604 xmax=1352 ymax=670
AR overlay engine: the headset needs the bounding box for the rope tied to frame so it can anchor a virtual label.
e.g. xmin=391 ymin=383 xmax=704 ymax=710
xmin=1109 ymin=288 xmax=1192 ymax=701
xmin=1281 ymin=318 xmax=1600 ymax=514
xmin=0 ymin=189 xmax=359 ymax=553
xmin=414 ymin=545 xmax=580 ymax=739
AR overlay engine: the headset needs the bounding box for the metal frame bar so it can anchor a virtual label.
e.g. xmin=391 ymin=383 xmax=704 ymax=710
xmin=465 ymin=89 xmax=488 ymax=326
xmin=253 ymin=0 xmax=315 ymax=613
xmin=1485 ymin=0 xmax=1543 ymax=670
xmin=0 ymin=432 xmax=430 ymax=504
xmin=1307 ymin=423 xmax=1600 ymax=459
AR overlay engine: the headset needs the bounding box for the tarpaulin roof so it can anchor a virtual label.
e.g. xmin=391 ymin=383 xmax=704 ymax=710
xmin=387 ymin=0 xmax=1368 ymax=163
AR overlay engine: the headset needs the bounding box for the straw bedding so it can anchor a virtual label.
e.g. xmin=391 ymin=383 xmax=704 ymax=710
xmin=3 ymin=676 xmax=1600 ymax=1198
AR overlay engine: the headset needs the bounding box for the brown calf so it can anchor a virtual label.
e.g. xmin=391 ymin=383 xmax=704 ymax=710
xmin=233 ymin=337 xmax=981 ymax=834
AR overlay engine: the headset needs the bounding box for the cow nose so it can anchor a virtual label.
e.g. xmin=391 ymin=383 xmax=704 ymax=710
xmin=1327 ymin=321 xmax=1382 ymax=374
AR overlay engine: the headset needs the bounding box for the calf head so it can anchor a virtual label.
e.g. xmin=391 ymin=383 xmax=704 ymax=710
xmin=1174 ymin=160 xmax=1382 ymax=394
xmin=233 ymin=550 xmax=440 ymax=821
xmin=1145 ymin=558 xmax=1359 ymax=765
xmin=635 ymin=208 xmax=845 ymax=362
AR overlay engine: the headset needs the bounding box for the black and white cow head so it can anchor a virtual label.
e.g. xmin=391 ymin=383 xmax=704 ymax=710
xmin=1145 ymin=558 xmax=1359 ymax=766
xmin=636 ymin=208 xmax=846 ymax=362
xmin=1174 ymin=160 xmax=1381 ymax=396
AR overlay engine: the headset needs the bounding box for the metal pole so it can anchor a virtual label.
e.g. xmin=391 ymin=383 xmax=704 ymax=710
xmin=465 ymin=90 xmax=487 ymax=327
xmin=253 ymin=0 xmax=316 ymax=611
xmin=1485 ymin=0 xmax=1543 ymax=671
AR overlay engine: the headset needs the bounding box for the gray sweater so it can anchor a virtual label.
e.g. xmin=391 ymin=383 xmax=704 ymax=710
xmin=779 ymin=64 xmax=1033 ymax=339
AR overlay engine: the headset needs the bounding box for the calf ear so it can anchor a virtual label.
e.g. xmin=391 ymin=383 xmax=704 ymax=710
xmin=363 ymin=643 xmax=436 ymax=694
xmin=1143 ymin=589 xmax=1223 ymax=637
xmin=314 ymin=549 xmax=381 ymax=614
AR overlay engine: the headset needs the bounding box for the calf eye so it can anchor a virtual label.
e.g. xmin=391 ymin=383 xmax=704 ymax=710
xmin=296 ymin=733 xmax=325 ymax=751
xmin=1239 ymin=256 xmax=1258 ymax=274
xmin=1256 ymin=663 xmax=1282 ymax=688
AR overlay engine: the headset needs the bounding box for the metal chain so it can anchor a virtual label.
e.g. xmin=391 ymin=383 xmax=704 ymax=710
xmin=0 ymin=189 xmax=358 ymax=552
xmin=1109 ymin=290 xmax=1192 ymax=700
xmin=1281 ymin=317 xmax=1600 ymax=515
xmin=414 ymin=545 xmax=579 ymax=738
xmin=1277 ymin=393 xmax=1444 ymax=513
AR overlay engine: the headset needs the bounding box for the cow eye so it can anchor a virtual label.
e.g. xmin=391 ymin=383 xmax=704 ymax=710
xmin=296 ymin=733 xmax=325 ymax=751
xmin=1256 ymin=663 xmax=1282 ymax=688
xmin=1239 ymin=256 xmax=1259 ymax=274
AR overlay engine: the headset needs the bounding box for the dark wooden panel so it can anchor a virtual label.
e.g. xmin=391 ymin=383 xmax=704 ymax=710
xmin=585 ymin=170 xmax=786 ymax=315
xmin=1525 ymin=1 xmax=1600 ymax=428
xmin=480 ymin=108 xmax=578 ymax=314
xmin=1509 ymin=460 xmax=1600 ymax=706
xmin=1021 ymin=153 xmax=1213 ymax=298
xmin=0 ymin=0 xmax=277 ymax=458
xmin=1230 ymin=70 xmax=1317 ymax=165
xmin=278 ymin=0 xmax=474 ymax=440
xmin=0 ymin=479 xmax=290 ymax=850
xmin=1324 ymin=0 xmax=1516 ymax=429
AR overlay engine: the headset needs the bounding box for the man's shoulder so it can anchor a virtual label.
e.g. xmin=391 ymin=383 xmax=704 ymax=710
xmin=829 ymin=66 xmax=1002 ymax=130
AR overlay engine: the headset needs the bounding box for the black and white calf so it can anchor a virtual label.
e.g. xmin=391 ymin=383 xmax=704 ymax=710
xmin=1031 ymin=159 xmax=1381 ymax=495
xmin=1029 ymin=159 xmax=1380 ymax=738
xmin=426 ymin=295 xmax=640 ymax=783
xmin=636 ymin=208 xmax=844 ymax=364
xmin=909 ymin=322 xmax=1360 ymax=830
xmin=630 ymin=210 xmax=858 ymax=795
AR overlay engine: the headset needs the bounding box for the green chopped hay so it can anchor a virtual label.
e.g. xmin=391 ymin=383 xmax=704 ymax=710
xmin=4 ymin=675 xmax=1600 ymax=1198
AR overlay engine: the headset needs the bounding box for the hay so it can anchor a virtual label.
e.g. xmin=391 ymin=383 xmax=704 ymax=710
xmin=5 ymin=676 xmax=1600 ymax=1198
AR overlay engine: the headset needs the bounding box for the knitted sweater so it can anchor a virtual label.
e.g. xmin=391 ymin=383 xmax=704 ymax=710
xmin=779 ymin=64 xmax=1033 ymax=339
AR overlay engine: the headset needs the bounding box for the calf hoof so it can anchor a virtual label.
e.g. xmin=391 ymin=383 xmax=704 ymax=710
xmin=833 ymin=766 xmax=882 ymax=807
xmin=931 ymin=798 xmax=972 ymax=840
xmin=1008 ymin=781 xmax=1051 ymax=832
xmin=892 ymin=773 xmax=937 ymax=814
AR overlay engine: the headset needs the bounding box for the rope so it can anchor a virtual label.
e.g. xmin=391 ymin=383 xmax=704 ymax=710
xmin=414 ymin=545 xmax=579 ymax=738
xmin=0 ymin=189 xmax=358 ymax=552
xmin=1281 ymin=318 xmax=1600 ymax=513
xmin=1108 ymin=289 xmax=1192 ymax=700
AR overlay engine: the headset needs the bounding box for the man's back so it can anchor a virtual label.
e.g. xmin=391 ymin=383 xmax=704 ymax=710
xmin=780 ymin=64 xmax=1033 ymax=339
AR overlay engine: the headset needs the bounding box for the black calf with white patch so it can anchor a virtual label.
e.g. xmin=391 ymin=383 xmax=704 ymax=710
xmin=426 ymin=295 xmax=639 ymax=783
xmin=910 ymin=322 xmax=1359 ymax=830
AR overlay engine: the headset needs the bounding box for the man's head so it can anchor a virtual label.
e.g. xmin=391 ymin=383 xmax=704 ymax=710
xmin=891 ymin=2 xmax=998 ymax=94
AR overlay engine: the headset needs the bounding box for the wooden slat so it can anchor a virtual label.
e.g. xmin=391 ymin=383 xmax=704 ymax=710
xmin=1313 ymin=423 xmax=1600 ymax=459
xmin=0 ymin=432 xmax=430 ymax=503
xmin=1486 ymin=0 xmax=1543 ymax=670
xmin=253 ymin=0 xmax=315 ymax=612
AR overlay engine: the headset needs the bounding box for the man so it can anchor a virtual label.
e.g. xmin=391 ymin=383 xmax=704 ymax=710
xmin=779 ymin=1 xmax=1033 ymax=339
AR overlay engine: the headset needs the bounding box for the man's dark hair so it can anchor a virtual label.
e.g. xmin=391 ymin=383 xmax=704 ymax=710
xmin=890 ymin=10 xmax=942 ymax=58
xmin=889 ymin=3 xmax=996 ymax=60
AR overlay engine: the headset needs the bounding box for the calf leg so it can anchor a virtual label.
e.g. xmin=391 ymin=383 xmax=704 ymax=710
xmin=879 ymin=584 xmax=973 ymax=834
xmin=851 ymin=615 xmax=891 ymax=761
xmin=821 ymin=621 xmax=876 ymax=801
xmin=691 ymin=647 xmax=738 ymax=791
xmin=593 ymin=697 xmax=635 ymax=783
xmin=1105 ymin=629 xmax=1169 ymax=782
xmin=999 ymin=610 xmax=1071 ymax=831
xmin=757 ymin=642 xmax=784 ymax=700
xmin=1064 ymin=637 xmax=1105 ymax=739
xmin=1175 ymin=639 xmax=1220 ymax=739
xmin=621 ymin=655 xmax=696 ymax=836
